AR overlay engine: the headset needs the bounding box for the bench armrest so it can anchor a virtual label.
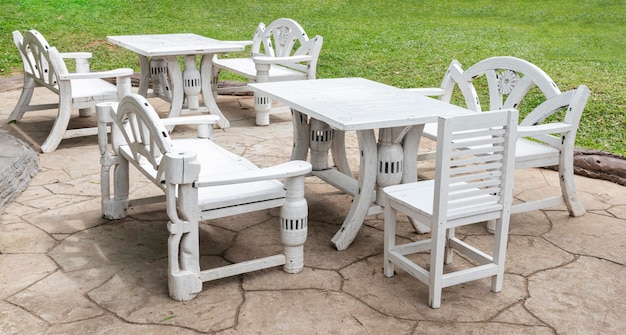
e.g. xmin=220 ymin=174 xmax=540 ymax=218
xmin=60 ymin=52 xmax=92 ymax=60
xmin=518 ymin=123 xmax=572 ymax=137
xmin=253 ymin=55 xmax=313 ymax=65
xmin=59 ymin=68 xmax=134 ymax=80
xmin=195 ymin=161 xmax=312 ymax=187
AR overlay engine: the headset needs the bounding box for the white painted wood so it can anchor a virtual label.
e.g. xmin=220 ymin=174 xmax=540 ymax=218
xmin=10 ymin=30 xmax=133 ymax=153
xmin=410 ymin=56 xmax=589 ymax=225
xmin=107 ymin=33 xmax=244 ymax=129
xmin=383 ymin=109 xmax=518 ymax=308
xmin=96 ymin=94 xmax=311 ymax=301
xmin=213 ymin=18 xmax=323 ymax=126
xmin=251 ymin=78 xmax=472 ymax=249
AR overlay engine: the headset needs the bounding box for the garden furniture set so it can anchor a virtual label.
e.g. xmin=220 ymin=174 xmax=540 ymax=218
xmin=10 ymin=18 xmax=590 ymax=308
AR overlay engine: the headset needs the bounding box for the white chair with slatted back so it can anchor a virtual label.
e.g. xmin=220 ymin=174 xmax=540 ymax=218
xmin=212 ymin=18 xmax=323 ymax=126
xmin=96 ymin=94 xmax=312 ymax=301
xmin=10 ymin=30 xmax=132 ymax=153
xmin=383 ymin=109 xmax=518 ymax=308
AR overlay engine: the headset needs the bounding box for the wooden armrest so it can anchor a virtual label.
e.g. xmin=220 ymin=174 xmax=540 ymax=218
xmin=253 ymin=55 xmax=312 ymax=65
xmin=518 ymin=123 xmax=572 ymax=137
xmin=405 ymin=87 xmax=446 ymax=97
xmin=195 ymin=161 xmax=312 ymax=187
xmin=60 ymin=52 xmax=92 ymax=59
xmin=161 ymin=115 xmax=221 ymax=127
xmin=60 ymin=68 xmax=134 ymax=80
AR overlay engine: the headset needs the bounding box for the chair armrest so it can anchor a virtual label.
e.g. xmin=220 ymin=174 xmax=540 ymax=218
xmin=253 ymin=55 xmax=313 ymax=65
xmin=518 ymin=123 xmax=572 ymax=137
xmin=195 ymin=161 xmax=312 ymax=187
xmin=59 ymin=68 xmax=134 ymax=80
xmin=60 ymin=52 xmax=92 ymax=60
xmin=405 ymin=87 xmax=446 ymax=97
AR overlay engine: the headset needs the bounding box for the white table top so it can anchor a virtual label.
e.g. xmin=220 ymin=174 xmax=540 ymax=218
xmin=249 ymin=78 xmax=472 ymax=131
xmin=107 ymin=33 xmax=244 ymax=57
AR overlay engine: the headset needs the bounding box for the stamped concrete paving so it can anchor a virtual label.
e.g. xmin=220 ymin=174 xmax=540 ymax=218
xmin=0 ymin=86 xmax=625 ymax=334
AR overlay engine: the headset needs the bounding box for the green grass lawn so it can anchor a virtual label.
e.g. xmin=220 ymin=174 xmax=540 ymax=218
xmin=2 ymin=0 xmax=625 ymax=154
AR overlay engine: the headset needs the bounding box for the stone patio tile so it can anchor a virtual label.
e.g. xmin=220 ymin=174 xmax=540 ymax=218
xmin=463 ymin=234 xmax=574 ymax=276
xmin=414 ymin=321 xmax=554 ymax=334
xmin=607 ymin=205 xmax=626 ymax=219
xmin=0 ymin=301 xmax=48 ymax=335
xmin=303 ymin=222 xmax=383 ymax=270
xmin=28 ymin=168 xmax=72 ymax=186
xmin=220 ymin=290 xmax=415 ymax=334
xmin=23 ymin=197 xmax=106 ymax=234
xmin=491 ymin=301 xmax=547 ymax=326
xmin=8 ymin=271 xmax=104 ymax=324
xmin=0 ymin=254 xmax=57 ymax=299
xmin=0 ymin=221 xmax=56 ymax=253
xmin=88 ymin=258 xmax=243 ymax=333
xmin=339 ymin=255 xmax=527 ymax=322
xmin=526 ymin=256 xmax=626 ymax=334
xmin=544 ymin=211 xmax=626 ymax=264
xmin=243 ymin=267 xmax=343 ymax=291
xmin=46 ymin=315 xmax=201 ymax=335
xmin=41 ymin=172 xmax=102 ymax=197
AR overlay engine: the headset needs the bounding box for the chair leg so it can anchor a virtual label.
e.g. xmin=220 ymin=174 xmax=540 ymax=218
xmin=9 ymin=76 xmax=35 ymax=122
xmin=40 ymin=94 xmax=72 ymax=153
xmin=559 ymin=152 xmax=586 ymax=217
xmin=254 ymin=63 xmax=272 ymax=126
xmin=490 ymin=215 xmax=510 ymax=293
xmin=429 ymin=224 xmax=447 ymax=309
xmin=101 ymin=158 xmax=130 ymax=220
xmin=280 ymin=175 xmax=309 ymax=273
xmin=254 ymin=93 xmax=272 ymax=126
xmin=383 ymin=200 xmax=397 ymax=277
xmin=166 ymin=178 xmax=202 ymax=301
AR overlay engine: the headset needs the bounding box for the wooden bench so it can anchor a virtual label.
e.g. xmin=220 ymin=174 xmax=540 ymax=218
xmin=10 ymin=30 xmax=132 ymax=153
xmin=96 ymin=94 xmax=312 ymax=301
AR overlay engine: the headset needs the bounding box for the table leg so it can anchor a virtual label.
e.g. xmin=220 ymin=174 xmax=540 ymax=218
xmin=331 ymin=129 xmax=377 ymax=250
xmin=399 ymin=124 xmax=431 ymax=234
xmin=136 ymin=55 xmax=151 ymax=97
xmin=165 ymin=55 xmax=185 ymax=119
xmin=200 ymin=54 xmax=230 ymax=128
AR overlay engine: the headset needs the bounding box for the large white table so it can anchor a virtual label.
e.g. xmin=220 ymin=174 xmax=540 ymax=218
xmin=107 ymin=33 xmax=244 ymax=128
xmin=249 ymin=78 xmax=472 ymax=250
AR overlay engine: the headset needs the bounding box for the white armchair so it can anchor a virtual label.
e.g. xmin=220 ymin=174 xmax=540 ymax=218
xmin=10 ymin=30 xmax=132 ymax=153
xmin=410 ymin=56 xmax=589 ymax=226
xmin=213 ymin=18 xmax=323 ymax=126
xmin=96 ymin=94 xmax=312 ymax=301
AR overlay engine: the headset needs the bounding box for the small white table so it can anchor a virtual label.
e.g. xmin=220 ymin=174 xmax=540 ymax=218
xmin=107 ymin=33 xmax=245 ymax=128
xmin=249 ymin=78 xmax=472 ymax=250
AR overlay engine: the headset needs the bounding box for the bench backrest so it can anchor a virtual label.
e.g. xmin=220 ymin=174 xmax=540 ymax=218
xmin=13 ymin=30 xmax=68 ymax=94
xmin=251 ymin=18 xmax=323 ymax=78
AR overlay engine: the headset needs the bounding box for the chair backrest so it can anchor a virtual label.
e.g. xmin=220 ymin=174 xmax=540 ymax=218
xmin=434 ymin=109 xmax=518 ymax=224
xmin=13 ymin=30 xmax=69 ymax=93
xmin=109 ymin=94 xmax=173 ymax=181
xmin=439 ymin=56 xmax=561 ymax=116
xmin=251 ymin=18 xmax=323 ymax=78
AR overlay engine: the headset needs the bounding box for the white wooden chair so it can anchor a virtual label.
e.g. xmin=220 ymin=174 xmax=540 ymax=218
xmin=96 ymin=94 xmax=312 ymax=301
xmin=10 ymin=30 xmax=132 ymax=153
xmin=383 ymin=109 xmax=518 ymax=308
xmin=410 ymin=56 xmax=588 ymax=224
xmin=212 ymin=18 xmax=323 ymax=126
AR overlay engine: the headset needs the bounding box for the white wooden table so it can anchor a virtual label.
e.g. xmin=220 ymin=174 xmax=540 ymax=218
xmin=249 ymin=78 xmax=473 ymax=250
xmin=107 ymin=33 xmax=244 ymax=128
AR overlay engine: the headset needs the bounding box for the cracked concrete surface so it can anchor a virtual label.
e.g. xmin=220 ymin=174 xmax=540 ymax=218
xmin=0 ymin=86 xmax=625 ymax=334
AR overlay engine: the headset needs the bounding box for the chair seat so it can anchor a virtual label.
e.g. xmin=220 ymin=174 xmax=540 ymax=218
xmin=70 ymin=78 xmax=119 ymax=103
xmin=384 ymin=180 xmax=501 ymax=221
xmin=213 ymin=58 xmax=307 ymax=81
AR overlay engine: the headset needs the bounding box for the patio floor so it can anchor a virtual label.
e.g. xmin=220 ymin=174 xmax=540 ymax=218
xmin=0 ymin=83 xmax=624 ymax=334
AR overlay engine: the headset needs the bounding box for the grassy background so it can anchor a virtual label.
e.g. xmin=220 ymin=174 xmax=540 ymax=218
xmin=2 ymin=0 xmax=625 ymax=154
